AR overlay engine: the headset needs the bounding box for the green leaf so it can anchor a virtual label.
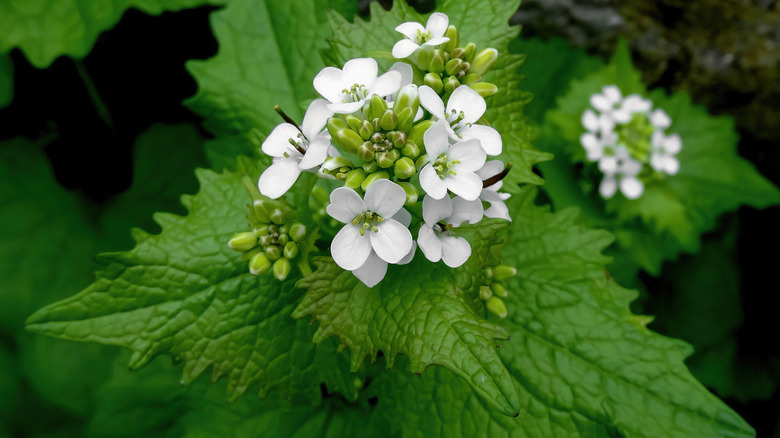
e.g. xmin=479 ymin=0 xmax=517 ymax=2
xmin=0 ymin=53 xmax=12 ymax=108
xmin=0 ymin=0 xmax=224 ymax=68
xmin=494 ymin=187 xmax=754 ymax=438
xmin=294 ymin=219 xmax=521 ymax=417
xmin=186 ymin=0 xmax=345 ymax=137
xmin=26 ymin=159 xmax=346 ymax=405
xmin=323 ymin=0 xmax=550 ymax=190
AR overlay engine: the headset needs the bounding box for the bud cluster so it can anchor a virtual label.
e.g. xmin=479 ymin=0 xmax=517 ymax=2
xmin=479 ymin=264 xmax=517 ymax=318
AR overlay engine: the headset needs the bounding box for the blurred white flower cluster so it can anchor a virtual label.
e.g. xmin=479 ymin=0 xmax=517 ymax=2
xmin=580 ymin=85 xmax=682 ymax=200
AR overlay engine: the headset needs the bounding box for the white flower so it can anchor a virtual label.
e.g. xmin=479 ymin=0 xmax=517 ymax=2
xmin=417 ymin=195 xmax=482 ymax=268
xmin=650 ymin=131 xmax=681 ymax=175
xmin=419 ymin=85 xmax=502 ymax=155
xmin=590 ymin=85 xmax=651 ymax=124
xmin=258 ymin=99 xmax=333 ymax=199
xmin=419 ymin=121 xmax=486 ymax=201
xmin=326 ymin=180 xmax=413 ymax=282
xmin=351 ymin=208 xmax=416 ymax=287
xmin=599 ymin=146 xmax=644 ymax=200
xmin=476 ymin=160 xmax=511 ymax=221
xmin=392 ymin=12 xmax=450 ymax=59
xmin=313 ymin=58 xmax=402 ymax=114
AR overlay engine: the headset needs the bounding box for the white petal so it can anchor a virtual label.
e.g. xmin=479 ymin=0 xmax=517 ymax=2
xmin=262 ymin=123 xmax=300 ymax=157
xmin=449 ymin=197 xmax=483 ymax=226
xmin=258 ymin=159 xmax=302 ymax=199
xmin=419 ymin=165 xmax=448 ymax=199
xmin=332 ymin=225 xmax=372 ymax=270
xmin=582 ymin=109 xmax=600 ymax=131
xmin=476 ymin=160 xmax=504 ymax=180
xmin=298 ymin=136 xmax=329 ymax=169
xmin=327 ymin=101 xmax=366 ymax=114
xmin=664 ymin=156 xmax=680 ymax=175
xmin=447 ymin=85 xmax=485 ymax=124
xmin=327 ymin=187 xmax=366 ymax=222
xmin=445 ymin=170 xmax=483 ymax=201
xmin=417 ymin=226 xmax=442 ymax=262
xmin=352 ymin=251 xmax=387 ymax=288
xmin=440 ymin=235 xmax=471 ymax=268
xmin=395 ymin=21 xmax=425 ymax=40
xmin=581 ymin=133 xmax=601 ymax=160
xmin=422 ymin=194 xmax=452 ymax=225
xmin=343 ymin=58 xmax=378 ymax=89
xmin=398 ymin=242 xmax=416 ymax=265
xmin=423 ymin=36 xmax=450 ymax=46
xmin=390 ymin=62 xmax=414 ymax=87
xmin=393 ymin=208 xmax=412 ymax=227
xmin=651 ymin=109 xmax=671 ymax=129
xmin=419 ymin=86 xmax=446 ymax=120
xmin=651 ymin=130 xmax=665 ymax=148
xmin=392 ymin=39 xmax=420 ymax=59
xmin=423 ymin=121 xmax=450 ymax=158
xmin=365 ymin=179 xmax=406 ymax=217
xmin=313 ymin=67 xmax=345 ymax=103
xmin=598 ymin=115 xmax=615 ymax=133
xmin=483 ymin=197 xmax=511 ymax=221
xmin=369 ymin=70 xmax=402 ymax=99
xmin=603 ymin=85 xmax=622 ymax=103
xmin=591 ymin=94 xmax=612 ymax=112
xmin=621 ymin=156 xmax=643 ymax=175
xmin=449 ymin=139 xmax=486 ymax=171
xmin=301 ymin=99 xmax=333 ymax=140
xmin=599 ymin=156 xmax=618 ymax=174
xmin=620 ymin=176 xmax=644 ymax=199
xmin=370 ymin=219 xmax=413 ymax=264
xmin=664 ymin=133 xmax=682 ymax=154
xmin=623 ymin=95 xmax=652 ymax=113
xmin=599 ymin=176 xmax=617 ymax=199
xmin=459 ymin=124 xmax=501 ymax=155
xmin=650 ymin=153 xmax=666 ymax=172
xmin=611 ymin=108 xmax=632 ymax=124
xmin=426 ymin=12 xmax=449 ymax=38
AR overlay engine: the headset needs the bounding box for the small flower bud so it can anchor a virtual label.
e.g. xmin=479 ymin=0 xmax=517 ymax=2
xmin=252 ymin=200 xmax=271 ymax=223
xmin=463 ymin=42 xmax=477 ymax=62
xmin=277 ymin=234 xmax=289 ymax=246
xmin=429 ymin=50 xmax=445 ymax=74
xmin=361 ymin=171 xmax=390 ymax=191
xmin=327 ymin=117 xmax=349 ymax=139
xmin=289 ymin=223 xmax=307 ymax=242
xmin=479 ymin=285 xmax=493 ymax=300
xmin=443 ymin=76 xmax=460 ymax=95
xmin=416 ymin=49 xmax=432 ymax=70
xmin=486 ymin=296 xmax=508 ymax=318
xmin=334 ymin=129 xmax=364 ymax=154
xmin=442 ymin=25 xmax=459 ymax=52
xmin=249 ymin=252 xmax=272 ymax=275
xmin=345 ymin=168 xmax=367 ymax=189
xmin=265 ymin=245 xmax=282 ymax=260
xmin=494 ymin=265 xmax=517 ymax=281
xmin=415 ymin=154 xmax=429 ymax=171
xmin=283 ymin=241 xmax=299 ymax=259
xmin=395 ymin=107 xmax=415 ymax=133
xmin=451 ymin=47 xmax=466 ymax=59
xmin=387 ymin=131 xmax=407 ymax=148
xmin=368 ymin=95 xmax=388 ymax=120
xmin=491 ymin=283 xmax=508 ymax=298
xmin=273 ymin=257 xmax=292 ymax=281
xmin=393 ymin=84 xmax=420 ymax=116
xmin=401 ymin=139 xmax=420 ymax=158
xmin=358 ymin=142 xmax=375 ymax=162
xmin=279 ymin=224 xmax=289 ymax=234
xmin=408 ymin=120 xmax=434 ymax=149
xmin=376 ymin=150 xmax=399 ymax=168
xmin=398 ymin=182 xmax=419 ymax=206
xmin=472 ymin=82 xmax=498 ymax=98
xmin=254 ymin=224 xmax=270 ymax=236
xmin=270 ymin=208 xmax=286 ymax=225
xmin=362 ymin=161 xmax=378 ymax=173
xmin=346 ymin=115 xmax=362 ymax=132
xmin=259 ymin=234 xmax=274 ymax=247
xmin=445 ymin=58 xmax=463 ymax=76
xmin=379 ymin=110 xmax=398 ymax=131
xmin=424 ymin=73 xmax=444 ymax=94
xmin=470 ymin=48 xmax=498 ymax=76
xmin=461 ymin=73 xmax=482 ymax=85
xmin=394 ymin=157 xmax=416 ymax=179
xmin=483 ymin=266 xmax=494 ymax=279
xmin=321 ymin=156 xmax=354 ymax=177
xmin=358 ymin=120 xmax=374 ymax=140
xmin=228 ymin=232 xmax=258 ymax=251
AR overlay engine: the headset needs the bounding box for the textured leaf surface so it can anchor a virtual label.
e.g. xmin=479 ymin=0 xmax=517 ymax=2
xmin=294 ymin=219 xmax=521 ymax=416
xmin=0 ymin=0 xmax=224 ymax=68
xmin=324 ymin=0 xmax=550 ymax=190
xmin=0 ymin=53 xmax=12 ymax=108
xmin=26 ymin=159 xmax=344 ymax=404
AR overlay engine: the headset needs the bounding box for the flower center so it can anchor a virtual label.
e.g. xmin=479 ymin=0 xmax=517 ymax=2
xmin=446 ymin=109 xmax=466 ymax=132
xmin=351 ymin=210 xmax=385 ymax=236
xmin=433 ymin=153 xmax=459 ymax=178
xmin=342 ymin=83 xmax=369 ymax=103
xmin=614 ymin=113 xmax=654 ymax=163
xmin=433 ymin=222 xmax=455 ymax=237
xmin=414 ymin=29 xmax=433 ymax=45
xmin=283 ymin=132 xmax=309 ymax=158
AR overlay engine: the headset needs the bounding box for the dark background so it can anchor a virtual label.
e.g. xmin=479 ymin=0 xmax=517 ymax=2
xmin=0 ymin=0 xmax=778 ymax=435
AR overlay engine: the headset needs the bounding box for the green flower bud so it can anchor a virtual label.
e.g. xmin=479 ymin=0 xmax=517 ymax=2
xmin=362 ymin=161 xmax=378 ymax=173
xmin=361 ymin=171 xmax=390 ymax=191
xmin=486 ymin=296 xmax=508 ymax=318
xmin=277 ymin=234 xmax=289 ymax=246
xmin=368 ymin=95 xmax=388 ymax=120
xmin=327 ymin=117 xmax=348 ymax=139
xmin=472 ymin=82 xmax=498 ymax=98
xmin=393 ymin=84 xmax=420 ymax=116
xmin=429 ymin=50 xmax=445 ymax=74
xmin=228 ymin=232 xmax=258 ymax=252
xmin=358 ymin=142 xmax=375 ymax=162
xmin=470 ymin=48 xmax=498 ymax=76
xmin=346 ymin=115 xmax=362 ymax=132
xmin=445 ymin=58 xmax=463 ymax=76
xmin=443 ymin=76 xmax=460 ymax=95
xmin=283 ymin=241 xmax=299 ymax=259
xmin=345 ymin=168 xmax=367 ymax=189
xmin=398 ymin=182 xmax=419 ymax=206
xmin=265 ymin=245 xmax=281 ymax=260
xmin=334 ymin=129 xmax=364 ymax=154
xmin=376 ymin=150 xmax=399 ymax=168
xmin=462 ymin=73 xmax=482 ymax=85
xmin=289 ymin=223 xmax=307 ymax=242
xmin=259 ymin=234 xmax=274 ymax=247
xmin=321 ymin=156 xmax=354 ymax=179
xmin=270 ymin=208 xmax=287 ymax=225
xmin=252 ymin=200 xmax=271 ymax=223
xmin=408 ymin=120 xmax=433 ymax=150
xmin=254 ymin=224 xmax=270 ymax=236
xmin=479 ymin=285 xmax=493 ymax=300
xmin=442 ymin=25 xmax=459 ymax=52
xmin=388 ymin=130 xmax=407 ymax=148
xmin=395 ymin=107 xmax=415 ymax=133
xmin=249 ymin=252 xmax=272 ymax=276
xmin=359 ymin=120 xmax=374 ymax=140
xmin=463 ymin=42 xmax=477 ymax=62
xmin=416 ymin=49 xmax=432 ymax=70
xmin=393 ymin=157 xmax=416 ymax=179
xmin=415 ymin=154 xmax=429 ymax=171
xmin=279 ymin=224 xmax=289 ymax=234
xmin=424 ymin=73 xmax=444 ymax=95
xmin=483 ymin=266 xmax=494 ymax=279
xmin=401 ymin=139 xmax=420 ymax=158
xmin=494 ymin=265 xmax=517 ymax=281
xmin=379 ymin=109 xmax=398 ymax=131
xmin=491 ymin=283 xmax=508 ymax=298
xmin=451 ymin=47 xmax=466 ymax=59
xmin=273 ymin=257 xmax=292 ymax=281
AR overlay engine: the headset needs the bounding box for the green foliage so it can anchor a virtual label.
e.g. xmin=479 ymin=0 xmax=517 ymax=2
xmin=0 ymin=53 xmax=12 ymax=108
xmin=0 ymin=0 xmax=224 ymax=68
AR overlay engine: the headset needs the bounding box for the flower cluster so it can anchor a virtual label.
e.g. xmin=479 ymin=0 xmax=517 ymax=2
xmin=250 ymin=13 xmax=512 ymax=288
xmin=580 ymin=85 xmax=682 ymax=200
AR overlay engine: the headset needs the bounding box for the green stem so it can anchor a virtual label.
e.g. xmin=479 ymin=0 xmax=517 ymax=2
xmin=74 ymin=60 xmax=114 ymax=131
